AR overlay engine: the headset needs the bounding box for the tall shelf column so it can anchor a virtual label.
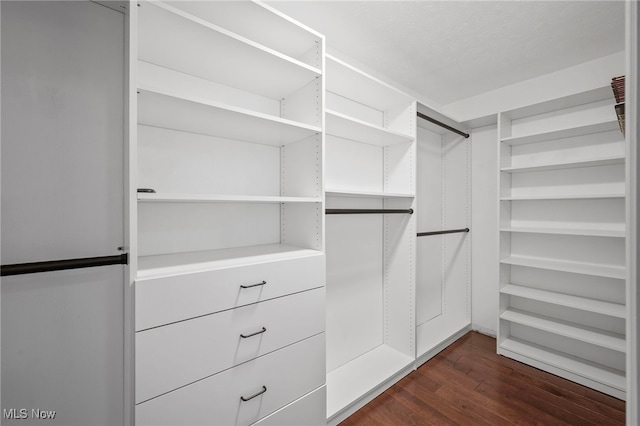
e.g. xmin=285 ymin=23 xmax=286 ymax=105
xmin=497 ymin=86 xmax=627 ymax=399
xmin=323 ymin=54 xmax=417 ymax=424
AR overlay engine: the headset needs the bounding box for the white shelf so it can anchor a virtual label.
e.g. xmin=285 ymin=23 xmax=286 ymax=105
xmin=501 ymin=120 xmax=619 ymax=146
xmin=500 ymin=255 xmax=625 ymax=279
xmin=326 ymin=55 xmax=412 ymax=111
xmin=137 ymin=193 xmax=320 ymax=204
xmin=500 ymin=155 xmax=625 ymax=173
xmin=500 ymin=227 xmax=625 ymax=238
xmin=326 ymin=109 xmax=412 ymax=146
xmin=138 ymin=87 xmax=320 ymax=146
xmin=502 ymin=86 xmax=614 ymax=121
xmin=325 ymin=189 xmax=415 ymax=199
xmin=501 ymin=284 xmax=626 ymax=318
xmin=138 ymin=1 xmax=321 ymax=101
xmin=500 ymin=337 xmax=625 ymax=392
xmin=164 ymin=1 xmax=322 ymax=64
xmin=501 ymin=193 xmax=625 ymax=201
xmin=501 ymin=309 xmax=625 ymax=352
xmin=137 ymin=243 xmax=323 ymax=279
xmin=326 ymin=345 xmax=414 ymax=420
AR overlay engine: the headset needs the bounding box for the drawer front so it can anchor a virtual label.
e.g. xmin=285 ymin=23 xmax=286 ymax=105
xmin=136 ymin=253 xmax=325 ymax=330
xmin=136 ymin=287 xmax=325 ymax=403
xmin=136 ymin=333 xmax=326 ymax=426
xmin=253 ymin=386 xmax=326 ymax=426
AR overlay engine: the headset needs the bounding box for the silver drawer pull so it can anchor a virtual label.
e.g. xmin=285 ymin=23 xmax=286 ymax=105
xmin=240 ymin=385 xmax=267 ymax=402
xmin=240 ymin=327 xmax=267 ymax=339
xmin=240 ymin=280 xmax=267 ymax=289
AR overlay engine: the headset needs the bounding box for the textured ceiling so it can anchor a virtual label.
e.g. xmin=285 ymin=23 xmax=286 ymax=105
xmin=268 ymin=1 xmax=625 ymax=107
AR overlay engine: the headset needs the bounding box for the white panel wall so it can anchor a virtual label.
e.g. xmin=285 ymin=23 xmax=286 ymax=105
xmin=470 ymin=124 xmax=499 ymax=335
xmin=416 ymin=126 xmax=442 ymax=326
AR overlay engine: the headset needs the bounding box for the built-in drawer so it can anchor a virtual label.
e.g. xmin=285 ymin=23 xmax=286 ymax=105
xmin=135 ymin=333 xmax=326 ymax=426
xmin=136 ymin=287 xmax=325 ymax=403
xmin=135 ymin=253 xmax=325 ymax=330
xmin=253 ymin=385 xmax=326 ymax=426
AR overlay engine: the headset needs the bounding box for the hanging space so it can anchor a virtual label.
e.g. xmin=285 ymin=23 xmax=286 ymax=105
xmin=323 ymin=54 xmax=417 ymax=424
xmin=415 ymin=105 xmax=472 ymax=365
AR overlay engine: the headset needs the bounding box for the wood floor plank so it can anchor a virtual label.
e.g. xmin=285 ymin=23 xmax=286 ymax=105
xmin=339 ymin=331 xmax=625 ymax=426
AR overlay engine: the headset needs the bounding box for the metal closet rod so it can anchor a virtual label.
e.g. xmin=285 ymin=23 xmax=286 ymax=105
xmin=417 ymin=112 xmax=470 ymax=139
xmin=1 ymin=253 xmax=129 ymax=277
xmin=326 ymin=208 xmax=414 ymax=215
xmin=417 ymin=228 xmax=470 ymax=237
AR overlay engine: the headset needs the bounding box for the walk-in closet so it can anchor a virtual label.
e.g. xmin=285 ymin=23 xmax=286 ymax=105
xmin=1 ymin=1 xmax=637 ymax=426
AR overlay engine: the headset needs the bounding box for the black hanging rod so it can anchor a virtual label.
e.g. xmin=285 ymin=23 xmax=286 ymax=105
xmin=417 ymin=112 xmax=469 ymax=139
xmin=417 ymin=228 xmax=469 ymax=237
xmin=326 ymin=208 xmax=414 ymax=215
xmin=1 ymin=253 xmax=129 ymax=277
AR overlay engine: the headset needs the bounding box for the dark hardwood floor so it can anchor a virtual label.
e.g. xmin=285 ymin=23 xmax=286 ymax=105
xmin=339 ymin=331 xmax=625 ymax=425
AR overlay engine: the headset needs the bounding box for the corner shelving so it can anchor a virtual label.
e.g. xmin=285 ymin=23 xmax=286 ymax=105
xmin=497 ymin=87 xmax=627 ymax=399
xmin=324 ymin=54 xmax=416 ymax=424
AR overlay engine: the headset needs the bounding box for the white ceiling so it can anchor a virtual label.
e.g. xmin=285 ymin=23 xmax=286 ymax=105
xmin=268 ymin=1 xmax=625 ymax=107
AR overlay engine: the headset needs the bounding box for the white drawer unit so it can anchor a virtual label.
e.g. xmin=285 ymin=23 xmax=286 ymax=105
xmin=136 ymin=287 xmax=325 ymax=403
xmin=136 ymin=252 xmax=325 ymax=331
xmin=135 ymin=333 xmax=326 ymax=426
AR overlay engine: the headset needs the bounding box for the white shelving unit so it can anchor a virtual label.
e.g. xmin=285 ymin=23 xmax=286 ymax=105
xmin=497 ymin=86 xmax=627 ymax=399
xmin=136 ymin=1 xmax=324 ymax=267
xmin=324 ymin=54 xmax=416 ymax=424
xmin=132 ymin=2 xmax=327 ymax=425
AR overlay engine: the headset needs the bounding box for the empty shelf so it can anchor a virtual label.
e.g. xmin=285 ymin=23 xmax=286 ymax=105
xmin=500 ymin=155 xmax=625 ymax=173
xmin=501 ymin=284 xmax=625 ymax=318
xmin=326 ymin=110 xmax=413 ymax=146
xmin=499 ymin=337 xmax=625 ymax=392
xmin=137 ymin=244 xmax=323 ymax=279
xmin=500 ymin=256 xmax=625 ymax=279
xmin=500 ymin=309 xmax=625 ymax=352
xmin=501 ymin=193 xmax=625 ymax=201
xmin=500 ymin=227 xmax=625 ymax=238
xmin=325 ymin=189 xmax=415 ymax=199
xmin=139 ymin=1 xmax=321 ymax=100
xmin=137 ymin=193 xmax=321 ymax=204
xmin=501 ymin=120 xmax=620 ymax=146
xmin=138 ymin=87 xmax=320 ymax=146
xmin=326 ymin=55 xmax=412 ymax=111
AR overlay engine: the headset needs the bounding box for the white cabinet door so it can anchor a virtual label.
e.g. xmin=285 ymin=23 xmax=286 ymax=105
xmin=1 ymin=1 xmax=125 ymax=425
